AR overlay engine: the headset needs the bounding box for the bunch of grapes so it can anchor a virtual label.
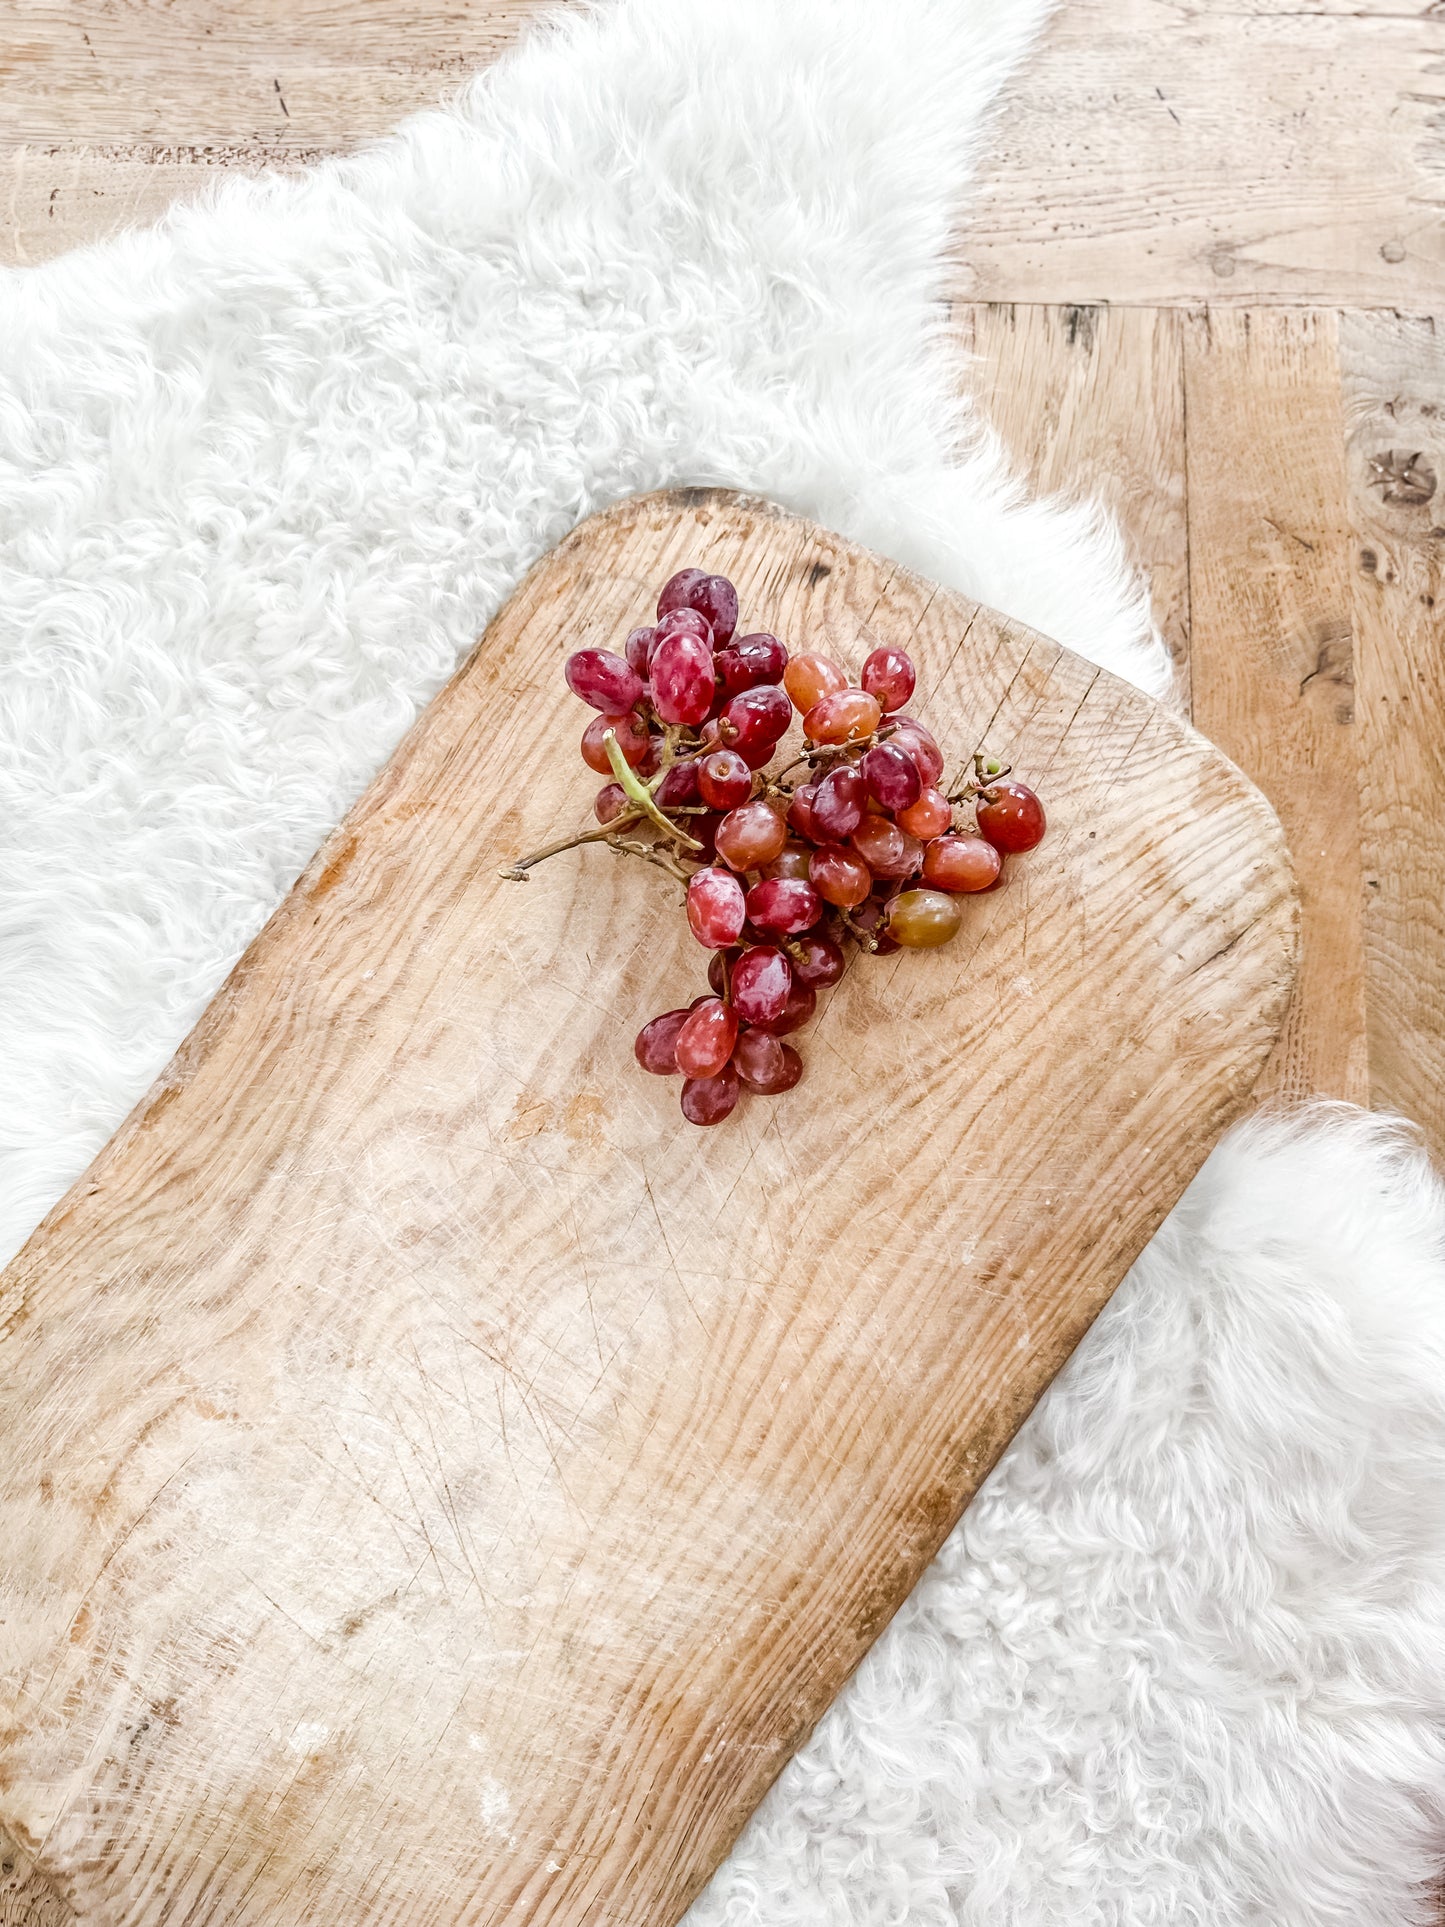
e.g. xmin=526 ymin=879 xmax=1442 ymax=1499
xmin=502 ymin=566 xmax=1046 ymax=1126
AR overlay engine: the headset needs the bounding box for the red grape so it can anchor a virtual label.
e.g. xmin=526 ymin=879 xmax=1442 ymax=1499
xmin=851 ymin=896 xmax=900 ymax=955
xmin=809 ymin=844 xmax=872 ymax=908
xmin=715 ymin=801 xmax=788 ymax=871
xmin=566 ymin=648 xmax=644 ymax=715
xmin=675 ymin=997 xmax=740 ymax=1079
xmin=861 ymin=645 xmax=916 ymax=713
xmin=885 ymin=888 xmax=964 ymax=948
xmin=783 ymin=653 xmax=847 ymax=713
xmin=897 ymin=786 xmax=952 ymax=839
xmin=731 ymin=945 xmax=792 ymax=1025
xmin=707 ymin=948 xmax=740 ymax=996
xmin=654 ymin=606 xmax=713 ymax=648
xmin=634 ymin=1009 xmax=691 ymax=1075
xmin=680 ymin=1062 xmax=740 ymax=1125
xmin=764 ymin=842 xmax=814 ymax=881
xmin=717 ymin=684 xmax=792 ymax=756
xmin=851 ymin=814 xmax=924 ymax=881
xmin=734 ymin=1030 xmax=804 ymax=1094
xmin=803 ymin=687 xmax=882 ymax=745
xmin=745 ymin=876 xmax=822 ymax=935
xmin=594 ymin=781 xmax=630 ymax=825
xmin=733 ymin=1027 xmax=786 ymax=1091
xmin=658 ymin=569 xmax=738 ymax=648
xmin=886 ymin=716 xmax=945 ymax=787
xmin=625 ymin=626 xmax=657 ymax=677
xmin=653 ymin=758 xmax=701 ymax=810
xmin=651 ymin=631 xmax=716 ymax=728
xmin=691 ymin=811 xmax=721 ymax=857
xmin=715 ymin=632 xmax=787 ymax=697
xmin=811 ymin=764 xmax=867 ymax=841
xmin=755 ymin=977 xmax=816 ymax=1036
xmin=976 ymin=780 xmax=1046 ymax=854
xmin=922 ymin=834 xmax=1002 ymax=893
xmin=786 ymin=783 xmax=820 ymax=840
xmin=686 ymin=867 xmax=747 ymax=949
xmin=790 ymin=931 xmax=846 ymax=988
xmin=698 ymin=748 xmax=753 ymax=810
xmin=582 ymin=710 xmax=650 ymax=775
xmin=861 ymin=741 xmax=922 ymax=813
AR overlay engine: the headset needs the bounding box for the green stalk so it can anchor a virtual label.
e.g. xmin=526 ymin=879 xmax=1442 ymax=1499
xmin=604 ymin=729 xmax=703 ymax=849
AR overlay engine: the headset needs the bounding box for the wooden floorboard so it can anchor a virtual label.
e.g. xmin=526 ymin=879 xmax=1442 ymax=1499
xmin=1342 ymin=312 xmax=1445 ymax=1150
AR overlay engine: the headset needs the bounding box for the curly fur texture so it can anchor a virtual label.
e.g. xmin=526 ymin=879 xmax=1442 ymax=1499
xmin=2 ymin=0 xmax=1443 ymax=1919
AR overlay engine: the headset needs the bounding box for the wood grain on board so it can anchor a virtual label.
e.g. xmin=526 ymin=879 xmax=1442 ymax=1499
xmin=0 ymin=491 xmax=1295 ymax=1926
xmin=1341 ymin=312 xmax=1445 ymax=1151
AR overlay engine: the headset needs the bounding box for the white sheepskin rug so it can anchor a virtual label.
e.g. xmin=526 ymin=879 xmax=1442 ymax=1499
xmin=3 ymin=0 xmax=1443 ymax=1920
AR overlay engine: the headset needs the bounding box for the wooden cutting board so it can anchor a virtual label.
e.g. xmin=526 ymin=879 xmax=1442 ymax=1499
xmin=0 ymin=489 xmax=1296 ymax=1927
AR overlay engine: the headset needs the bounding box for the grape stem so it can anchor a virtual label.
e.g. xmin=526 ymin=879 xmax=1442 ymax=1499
xmin=946 ymin=751 xmax=1010 ymax=804
xmin=498 ymin=814 xmax=644 ymax=880
xmin=610 ymin=838 xmax=693 ymax=889
xmin=605 ymin=729 xmax=704 ymax=849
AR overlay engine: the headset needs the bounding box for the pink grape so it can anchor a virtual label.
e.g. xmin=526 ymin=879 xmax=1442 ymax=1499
xmin=733 ymin=1027 xmax=786 ymax=1092
xmin=634 ymin=1009 xmax=691 ymax=1075
xmin=790 ymin=931 xmax=846 ymax=987
xmin=730 ymin=946 xmax=793 ymax=1026
xmin=582 ymin=710 xmax=650 ymax=775
xmin=803 ymin=687 xmax=882 ymax=745
xmin=886 ymin=716 xmax=945 ymax=787
xmin=922 ymin=834 xmax=1002 ymax=893
xmin=624 ymin=626 xmax=657 ymax=677
xmin=680 ymin=1062 xmax=740 ymax=1125
xmin=714 ymin=801 xmax=788 ymax=871
xmin=861 ymin=645 xmax=916 ymax=713
xmin=784 ymin=653 xmax=846 ymax=713
xmin=717 ymin=683 xmax=792 ymax=756
xmin=657 ymin=569 xmax=739 ymax=648
xmin=675 ymin=997 xmax=740 ymax=1079
xmin=594 ymin=781 xmax=630 ymax=825
xmin=745 ymin=877 xmax=822 ymax=935
xmin=976 ymin=780 xmax=1046 ymax=854
xmin=687 ymin=867 xmax=747 ymax=949
xmin=654 ymin=606 xmax=713 ymax=646
xmin=811 ymin=764 xmax=866 ymax=841
xmin=734 ymin=1029 xmax=804 ymax=1094
xmin=566 ymin=648 xmax=644 ymax=715
xmin=851 ymin=814 xmax=924 ymax=881
xmin=786 ymin=783 xmax=820 ymax=840
xmin=741 ymin=1039 xmax=801 ymax=1095
xmin=698 ymin=749 xmax=753 ymax=810
xmin=809 ymin=843 xmax=872 ymax=908
xmin=897 ymin=786 xmax=952 ymax=839
xmin=861 ymin=741 xmax=922 ymax=813
xmin=651 ymin=631 xmax=716 ymax=727
xmin=764 ymin=842 xmax=813 ymax=881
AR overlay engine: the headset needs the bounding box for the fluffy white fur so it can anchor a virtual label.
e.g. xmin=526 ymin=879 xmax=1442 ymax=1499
xmin=1 ymin=0 xmax=1442 ymax=1919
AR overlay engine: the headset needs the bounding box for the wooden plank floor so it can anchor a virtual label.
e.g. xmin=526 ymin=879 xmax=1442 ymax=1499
xmin=0 ymin=2 xmax=1442 ymax=1919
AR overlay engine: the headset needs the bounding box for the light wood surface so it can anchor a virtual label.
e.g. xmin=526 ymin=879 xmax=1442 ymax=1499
xmin=0 ymin=490 xmax=1295 ymax=1926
